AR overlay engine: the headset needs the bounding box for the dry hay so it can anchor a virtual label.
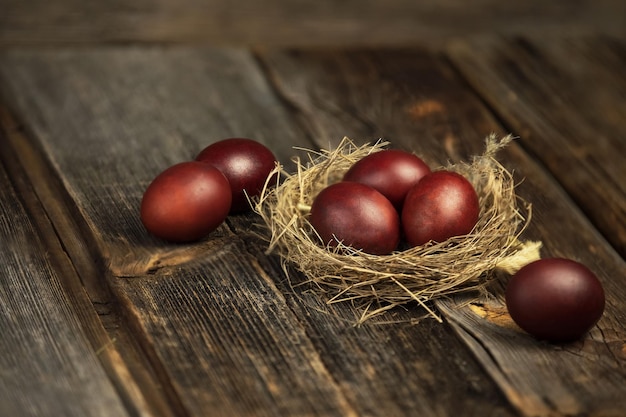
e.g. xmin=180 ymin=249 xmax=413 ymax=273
xmin=254 ymin=135 xmax=541 ymax=324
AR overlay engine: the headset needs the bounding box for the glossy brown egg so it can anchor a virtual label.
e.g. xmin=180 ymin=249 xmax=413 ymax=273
xmin=309 ymin=182 xmax=400 ymax=255
xmin=140 ymin=161 xmax=231 ymax=242
xmin=343 ymin=149 xmax=431 ymax=210
xmin=505 ymin=258 xmax=605 ymax=342
xmin=401 ymin=170 xmax=479 ymax=247
xmin=196 ymin=138 xmax=277 ymax=213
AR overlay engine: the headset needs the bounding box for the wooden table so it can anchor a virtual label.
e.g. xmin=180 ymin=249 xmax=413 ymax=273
xmin=0 ymin=23 xmax=625 ymax=417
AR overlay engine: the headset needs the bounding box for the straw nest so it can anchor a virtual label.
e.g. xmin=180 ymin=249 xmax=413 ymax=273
xmin=255 ymin=134 xmax=541 ymax=323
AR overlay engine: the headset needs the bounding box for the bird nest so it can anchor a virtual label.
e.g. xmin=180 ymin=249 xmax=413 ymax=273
xmin=254 ymin=135 xmax=541 ymax=323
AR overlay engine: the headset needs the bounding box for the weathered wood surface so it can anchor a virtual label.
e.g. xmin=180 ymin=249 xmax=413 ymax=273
xmin=114 ymin=246 xmax=358 ymax=417
xmin=0 ymin=37 xmax=624 ymax=417
xmin=257 ymin=47 xmax=626 ymax=416
xmin=447 ymin=36 xmax=626 ymax=258
xmin=0 ymin=46 xmax=517 ymax=417
xmin=0 ymin=110 xmax=183 ymax=417
xmin=0 ymin=48 xmax=303 ymax=278
xmin=1 ymin=0 xmax=625 ymax=47
xmin=0 ymin=145 xmax=134 ymax=416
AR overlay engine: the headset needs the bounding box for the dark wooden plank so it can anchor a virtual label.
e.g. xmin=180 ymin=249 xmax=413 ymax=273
xmin=0 ymin=47 xmax=354 ymax=417
xmin=253 ymin=250 xmax=517 ymax=417
xmin=0 ymin=107 xmax=183 ymax=417
xmin=446 ymin=36 xmax=626 ymax=258
xmin=0 ymin=151 xmax=132 ymax=416
xmin=3 ymin=44 xmax=624 ymax=417
xmin=1 ymin=0 xmax=625 ymax=46
xmin=111 ymin=245 xmax=357 ymax=417
xmin=255 ymin=48 xmax=498 ymax=162
xmin=111 ymin=226 xmax=516 ymax=417
xmin=0 ymin=47 xmax=301 ymax=278
xmin=0 ymin=48 xmax=519 ymax=417
xmin=439 ymin=142 xmax=626 ymax=416
xmin=256 ymin=48 xmax=626 ymax=417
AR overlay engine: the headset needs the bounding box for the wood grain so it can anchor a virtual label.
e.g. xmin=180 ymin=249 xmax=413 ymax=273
xmin=0 ymin=107 xmax=179 ymax=417
xmin=1 ymin=42 xmax=625 ymax=417
xmin=440 ymin=141 xmax=626 ymax=416
xmin=0 ymin=48 xmax=518 ymax=416
xmin=111 ymin=244 xmax=358 ymax=417
xmin=1 ymin=0 xmax=625 ymax=46
xmin=0 ymin=47 xmax=304 ymax=278
xmin=256 ymin=46 xmax=626 ymax=417
xmin=447 ymin=36 xmax=626 ymax=257
xmin=0 ymin=148 xmax=131 ymax=417
xmin=254 ymin=250 xmax=517 ymax=417
xmin=256 ymin=48 xmax=499 ymax=160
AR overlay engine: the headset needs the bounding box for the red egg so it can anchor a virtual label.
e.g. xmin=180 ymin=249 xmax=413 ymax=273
xmin=343 ymin=149 xmax=431 ymax=210
xmin=505 ymin=258 xmax=605 ymax=342
xmin=401 ymin=170 xmax=479 ymax=247
xmin=140 ymin=161 xmax=231 ymax=242
xmin=309 ymin=182 xmax=400 ymax=255
xmin=196 ymin=138 xmax=277 ymax=213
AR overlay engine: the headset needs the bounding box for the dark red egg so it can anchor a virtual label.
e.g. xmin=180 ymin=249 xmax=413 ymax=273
xmin=309 ymin=182 xmax=400 ymax=255
xmin=196 ymin=138 xmax=277 ymax=213
xmin=140 ymin=161 xmax=231 ymax=242
xmin=505 ymin=258 xmax=605 ymax=342
xmin=343 ymin=149 xmax=431 ymax=210
xmin=401 ymin=170 xmax=479 ymax=247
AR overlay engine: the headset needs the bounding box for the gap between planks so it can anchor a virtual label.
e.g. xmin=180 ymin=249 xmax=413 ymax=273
xmin=0 ymin=106 xmax=182 ymax=417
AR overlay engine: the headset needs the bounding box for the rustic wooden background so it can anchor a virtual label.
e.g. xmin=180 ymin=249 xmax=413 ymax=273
xmin=1 ymin=0 xmax=625 ymax=47
xmin=1 ymin=2 xmax=625 ymax=417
